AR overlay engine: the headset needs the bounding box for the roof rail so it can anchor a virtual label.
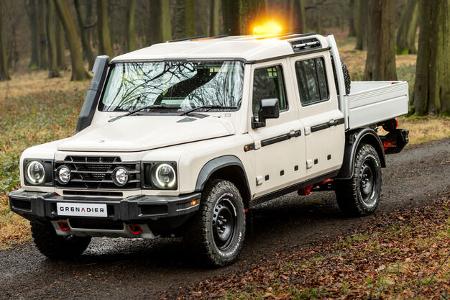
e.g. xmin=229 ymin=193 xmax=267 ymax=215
xmin=167 ymin=34 xmax=229 ymax=43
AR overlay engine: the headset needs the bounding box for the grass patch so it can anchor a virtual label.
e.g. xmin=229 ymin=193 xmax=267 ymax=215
xmin=399 ymin=116 xmax=450 ymax=145
xmin=0 ymin=71 xmax=88 ymax=248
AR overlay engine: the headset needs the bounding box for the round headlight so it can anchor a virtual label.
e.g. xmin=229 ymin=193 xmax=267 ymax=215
xmin=153 ymin=163 xmax=176 ymax=189
xmin=26 ymin=161 xmax=46 ymax=185
xmin=57 ymin=165 xmax=71 ymax=184
xmin=112 ymin=167 xmax=129 ymax=187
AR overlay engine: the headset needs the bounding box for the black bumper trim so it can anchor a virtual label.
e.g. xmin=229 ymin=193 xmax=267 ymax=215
xmin=8 ymin=190 xmax=201 ymax=222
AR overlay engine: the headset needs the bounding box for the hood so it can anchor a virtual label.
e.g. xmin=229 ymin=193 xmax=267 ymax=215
xmin=58 ymin=115 xmax=235 ymax=152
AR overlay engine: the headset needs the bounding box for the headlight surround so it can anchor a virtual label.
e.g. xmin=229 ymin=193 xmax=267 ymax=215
xmin=24 ymin=160 xmax=53 ymax=186
xmin=143 ymin=162 xmax=177 ymax=190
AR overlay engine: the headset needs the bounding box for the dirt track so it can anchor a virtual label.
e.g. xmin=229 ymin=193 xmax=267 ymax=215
xmin=0 ymin=139 xmax=448 ymax=299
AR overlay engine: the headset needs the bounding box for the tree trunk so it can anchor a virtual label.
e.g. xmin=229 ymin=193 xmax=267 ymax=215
xmin=173 ymin=0 xmax=185 ymax=39
xmin=97 ymin=0 xmax=113 ymax=56
xmin=37 ymin=0 xmax=48 ymax=69
xmin=54 ymin=0 xmax=89 ymax=81
xmin=364 ymin=0 xmax=397 ymax=81
xmin=55 ymin=17 xmax=66 ymax=69
xmin=127 ymin=0 xmax=137 ymax=51
xmin=0 ymin=0 xmax=10 ymax=81
xmin=27 ymin=0 xmax=40 ymax=69
xmin=209 ymin=0 xmax=221 ymax=36
xmin=74 ymin=0 xmax=95 ymax=68
xmin=348 ymin=0 xmax=356 ymax=36
xmin=355 ymin=0 xmax=368 ymax=50
xmin=396 ymin=0 xmax=419 ymax=54
xmin=161 ymin=0 xmax=172 ymax=41
xmin=46 ymin=0 xmax=60 ymax=78
xmin=185 ymin=0 xmax=195 ymax=37
xmin=413 ymin=0 xmax=450 ymax=115
xmin=222 ymin=0 xmax=240 ymax=35
xmin=146 ymin=0 xmax=162 ymax=44
xmin=290 ymin=0 xmax=306 ymax=33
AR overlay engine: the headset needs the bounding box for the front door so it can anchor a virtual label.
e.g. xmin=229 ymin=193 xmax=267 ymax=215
xmin=249 ymin=61 xmax=305 ymax=198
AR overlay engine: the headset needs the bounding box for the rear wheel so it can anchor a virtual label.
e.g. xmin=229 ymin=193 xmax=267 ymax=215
xmin=31 ymin=220 xmax=91 ymax=260
xmin=335 ymin=144 xmax=382 ymax=216
xmin=184 ymin=180 xmax=246 ymax=267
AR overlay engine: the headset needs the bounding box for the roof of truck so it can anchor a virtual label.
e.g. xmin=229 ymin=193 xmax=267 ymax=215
xmin=112 ymin=34 xmax=331 ymax=63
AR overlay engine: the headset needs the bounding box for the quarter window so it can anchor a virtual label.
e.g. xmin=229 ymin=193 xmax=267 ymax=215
xmin=252 ymin=65 xmax=288 ymax=117
xmin=295 ymin=57 xmax=329 ymax=106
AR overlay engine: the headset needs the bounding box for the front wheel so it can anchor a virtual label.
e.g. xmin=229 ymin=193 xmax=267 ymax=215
xmin=31 ymin=220 xmax=91 ymax=260
xmin=184 ymin=180 xmax=246 ymax=267
xmin=335 ymin=144 xmax=382 ymax=216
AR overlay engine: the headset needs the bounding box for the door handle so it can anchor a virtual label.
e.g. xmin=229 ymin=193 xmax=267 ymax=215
xmin=328 ymin=119 xmax=337 ymax=126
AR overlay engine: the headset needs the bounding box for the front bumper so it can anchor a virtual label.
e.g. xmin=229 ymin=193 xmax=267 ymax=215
xmin=9 ymin=190 xmax=201 ymax=223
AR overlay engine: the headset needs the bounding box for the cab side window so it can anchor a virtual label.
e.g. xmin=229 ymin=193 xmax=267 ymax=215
xmin=295 ymin=57 xmax=329 ymax=106
xmin=252 ymin=65 xmax=288 ymax=117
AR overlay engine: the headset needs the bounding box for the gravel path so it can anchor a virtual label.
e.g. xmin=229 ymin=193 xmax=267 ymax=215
xmin=0 ymin=139 xmax=448 ymax=299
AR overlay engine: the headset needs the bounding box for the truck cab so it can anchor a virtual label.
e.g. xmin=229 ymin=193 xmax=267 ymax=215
xmin=9 ymin=34 xmax=409 ymax=266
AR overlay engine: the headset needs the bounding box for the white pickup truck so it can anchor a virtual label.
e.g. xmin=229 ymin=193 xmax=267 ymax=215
xmin=9 ymin=33 xmax=409 ymax=266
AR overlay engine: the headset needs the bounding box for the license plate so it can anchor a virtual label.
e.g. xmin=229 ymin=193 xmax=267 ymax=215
xmin=57 ymin=203 xmax=107 ymax=217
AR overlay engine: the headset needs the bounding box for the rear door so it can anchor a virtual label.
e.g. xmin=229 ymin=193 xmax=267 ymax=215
xmin=290 ymin=52 xmax=345 ymax=178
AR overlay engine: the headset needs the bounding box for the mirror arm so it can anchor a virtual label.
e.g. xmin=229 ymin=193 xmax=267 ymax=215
xmin=251 ymin=116 xmax=266 ymax=129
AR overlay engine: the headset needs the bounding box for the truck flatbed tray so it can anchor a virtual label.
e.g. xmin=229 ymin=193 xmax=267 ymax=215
xmin=345 ymin=81 xmax=409 ymax=130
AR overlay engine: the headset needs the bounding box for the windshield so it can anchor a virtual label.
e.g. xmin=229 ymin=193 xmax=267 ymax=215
xmin=99 ymin=61 xmax=244 ymax=112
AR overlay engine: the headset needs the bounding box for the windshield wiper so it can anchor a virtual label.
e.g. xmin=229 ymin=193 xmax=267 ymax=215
xmin=109 ymin=104 xmax=175 ymax=122
xmin=181 ymin=105 xmax=237 ymax=116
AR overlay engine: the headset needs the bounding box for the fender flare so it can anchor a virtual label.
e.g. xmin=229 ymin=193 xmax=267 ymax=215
xmin=336 ymin=128 xmax=386 ymax=180
xmin=195 ymin=155 xmax=250 ymax=193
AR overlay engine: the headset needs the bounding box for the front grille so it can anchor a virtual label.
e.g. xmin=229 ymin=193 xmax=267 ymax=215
xmin=55 ymin=156 xmax=140 ymax=189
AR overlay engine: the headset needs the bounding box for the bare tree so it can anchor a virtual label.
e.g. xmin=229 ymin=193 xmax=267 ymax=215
xmin=54 ymin=0 xmax=89 ymax=80
xmin=355 ymin=0 xmax=368 ymax=50
xmin=396 ymin=0 xmax=419 ymax=54
xmin=127 ymin=0 xmax=137 ymax=51
xmin=161 ymin=0 xmax=172 ymax=41
xmin=364 ymin=0 xmax=397 ymax=81
xmin=209 ymin=0 xmax=221 ymax=36
xmin=222 ymin=0 xmax=240 ymax=35
xmin=26 ymin=0 xmax=40 ymax=69
xmin=37 ymin=0 xmax=48 ymax=69
xmin=185 ymin=0 xmax=195 ymax=37
xmin=97 ymin=0 xmax=113 ymax=56
xmin=413 ymin=0 xmax=450 ymax=115
xmin=0 ymin=0 xmax=10 ymax=80
xmin=74 ymin=0 xmax=95 ymax=68
xmin=290 ymin=0 xmax=306 ymax=33
xmin=46 ymin=0 xmax=60 ymax=78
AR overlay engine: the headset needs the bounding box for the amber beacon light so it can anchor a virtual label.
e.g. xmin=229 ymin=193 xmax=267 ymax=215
xmin=252 ymin=20 xmax=284 ymax=36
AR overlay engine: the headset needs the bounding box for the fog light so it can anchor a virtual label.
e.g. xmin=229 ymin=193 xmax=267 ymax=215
xmin=57 ymin=165 xmax=71 ymax=184
xmin=112 ymin=167 xmax=129 ymax=187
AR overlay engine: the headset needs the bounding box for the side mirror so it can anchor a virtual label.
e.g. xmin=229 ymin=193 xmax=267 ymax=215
xmin=252 ymin=98 xmax=280 ymax=129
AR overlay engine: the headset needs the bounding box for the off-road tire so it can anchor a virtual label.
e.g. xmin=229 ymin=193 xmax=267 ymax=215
xmin=335 ymin=144 xmax=382 ymax=216
xmin=31 ymin=220 xmax=91 ymax=259
xmin=184 ymin=180 xmax=246 ymax=267
xmin=342 ymin=63 xmax=351 ymax=95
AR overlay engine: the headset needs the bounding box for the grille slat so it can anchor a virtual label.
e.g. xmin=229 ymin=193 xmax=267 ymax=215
xmin=55 ymin=156 xmax=140 ymax=190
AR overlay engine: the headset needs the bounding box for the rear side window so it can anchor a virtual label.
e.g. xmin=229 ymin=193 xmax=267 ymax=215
xmin=295 ymin=57 xmax=329 ymax=106
xmin=252 ymin=65 xmax=288 ymax=117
